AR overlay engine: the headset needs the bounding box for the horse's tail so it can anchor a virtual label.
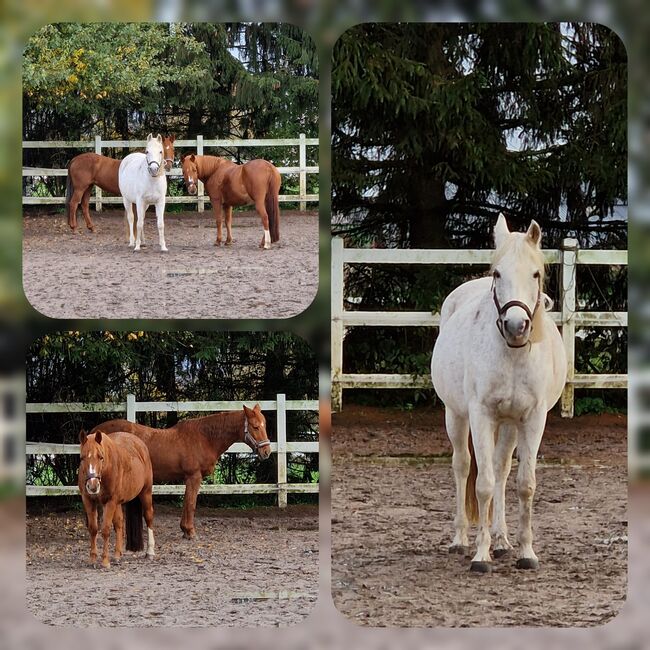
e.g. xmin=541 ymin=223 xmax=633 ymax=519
xmin=65 ymin=166 xmax=73 ymax=220
xmin=125 ymin=498 xmax=144 ymax=552
xmin=465 ymin=435 xmax=493 ymax=526
xmin=265 ymin=169 xmax=280 ymax=243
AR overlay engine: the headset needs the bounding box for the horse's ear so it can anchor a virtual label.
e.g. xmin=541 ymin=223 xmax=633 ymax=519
xmin=170 ymin=134 xmax=175 ymax=143
xmin=147 ymin=133 xmax=153 ymax=142
xmin=156 ymin=134 xmax=162 ymax=143
xmin=526 ymin=220 xmax=542 ymax=248
xmin=243 ymin=404 xmax=253 ymax=417
xmin=190 ymin=154 xmax=195 ymax=162
xmin=95 ymin=430 xmax=102 ymax=444
xmin=253 ymin=403 xmax=262 ymax=413
xmin=494 ymin=213 xmax=510 ymax=249
xmin=79 ymin=429 xmax=87 ymax=445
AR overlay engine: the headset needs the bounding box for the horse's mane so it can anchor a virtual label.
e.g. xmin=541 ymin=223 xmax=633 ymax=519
xmin=173 ymin=410 xmax=244 ymax=440
xmin=491 ymin=233 xmax=546 ymax=285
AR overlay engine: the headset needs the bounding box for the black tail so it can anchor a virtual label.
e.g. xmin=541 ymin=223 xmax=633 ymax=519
xmin=65 ymin=168 xmax=73 ymax=221
xmin=125 ymin=498 xmax=144 ymax=551
xmin=266 ymin=172 xmax=280 ymax=243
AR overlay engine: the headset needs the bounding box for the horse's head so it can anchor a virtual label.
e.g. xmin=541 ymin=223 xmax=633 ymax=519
xmin=79 ymin=429 xmax=107 ymax=496
xmin=162 ymin=134 xmax=176 ymax=172
xmin=181 ymin=154 xmax=199 ymax=195
xmin=491 ymin=213 xmax=545 ymax=348
xmin=145 ymin=133 xmax=165 ymax=177
xmin=243 ymin=404 xmax=272 ymax=460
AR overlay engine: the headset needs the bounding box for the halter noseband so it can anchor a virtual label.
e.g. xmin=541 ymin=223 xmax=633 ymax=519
xmin=491 ymin=275 xmax=541 ymax=349
xmin=243 ymin=418 xmax=271 ymax=453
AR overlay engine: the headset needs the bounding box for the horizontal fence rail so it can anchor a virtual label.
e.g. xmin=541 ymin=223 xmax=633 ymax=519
xmin=23 ymin=134 xmax=319 ymax=211
xmin=26 ymin=394 xmax=319 ymax=507
xmin=331 ymin=237 xmax=627 ymax=417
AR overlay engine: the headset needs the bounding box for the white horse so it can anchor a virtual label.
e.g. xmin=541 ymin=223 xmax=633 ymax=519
xmin=118 ymin=133 xmax=168 ymax=252
xmin=431 ymin=214 xmax=567 ymax=572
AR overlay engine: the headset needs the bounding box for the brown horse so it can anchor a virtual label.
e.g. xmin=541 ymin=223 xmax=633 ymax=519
xmin=78 ymin=429 xmax=155 ymax=568
xmin=181 ymin=154 xmax=281 ymax=249
xmin=91 ymin=404 xmax=271 ymax=540
xmin=66 ymin=135 xmax=176 ymax=232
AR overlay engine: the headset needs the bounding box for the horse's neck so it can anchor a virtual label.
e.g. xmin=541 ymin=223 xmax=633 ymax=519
xmin=187 ymin=412 xmax=245 ymax=452
xmin=198 ymin=156 xmax=224 ymax=181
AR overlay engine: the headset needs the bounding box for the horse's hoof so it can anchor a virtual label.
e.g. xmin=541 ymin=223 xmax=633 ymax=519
xmin=146 ymin=553 xmax=155 ymax=560
xmin=225 ymin=240 xmax=234 ymax=246
xmin=470 ymin=561 xmax=492 ymax=573
xmin=160 ymin=248 xmax=168 ymax=253
xmin=493 ymin=548 xmax=512 ymax=559
xmin=449 ymin=545 xmax=470 ymax=556
xmin=516 ymin=557 xmax=539 ymax=570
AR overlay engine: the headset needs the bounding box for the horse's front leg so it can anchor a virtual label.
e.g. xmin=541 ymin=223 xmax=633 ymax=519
xmin=141 ymin=487 xmax=155 ymax=559
xmin=492 ymin=423 xmax=517 ymax=558
xmin=84 ymin=499 xmax=99 ymax=565
xmin=180 ymin=471 xmax=202 ymax=540
xmin=445 ymin=408 xmax=471 ymax=555
xmin=212 ymin=201 xmax=223 ymax=246
xmin=124 ymin=200 xmax=136 ymax=248
xmin=100 ymin=500 xmax=117 ymax=568
xmin=468 ymin=407 xmax=498 ymax=572
xmin=134 ymin=201 xmax=146 ymax=252
xmin=516 ymin=407 xmax=547 ymax=569
xmin=155 ymin=199 xmax=167 ymax=252
xmin=224 ymin=205 xmax=235 ymax=245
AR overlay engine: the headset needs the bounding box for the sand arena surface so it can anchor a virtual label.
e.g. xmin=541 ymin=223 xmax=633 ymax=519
xmin=332 ymin=406 xmax=627 ymax=627
xmin=26 ymin=503 xmax=318 ymax=627
xmin=23 ymin=209 xmax=318 ymax=319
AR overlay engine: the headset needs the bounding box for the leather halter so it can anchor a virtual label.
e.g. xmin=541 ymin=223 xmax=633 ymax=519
xmin=491 ymin=275 xmax=541 ymax=349
xmin=243 ymin=418 xmax=271 ymax=453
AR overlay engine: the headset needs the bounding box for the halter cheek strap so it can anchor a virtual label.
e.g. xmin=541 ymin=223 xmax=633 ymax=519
xmin=491 ymin=277 xmax=542 ymax=349
xmin=243 ymin=418 xmax=271 ymax=453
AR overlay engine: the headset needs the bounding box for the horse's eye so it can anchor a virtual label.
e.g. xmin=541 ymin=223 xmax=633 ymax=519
xmin=493 ymin=270 xmax=500 ymax=279
xmin=533 ymin=271 xmax=540 ymax=279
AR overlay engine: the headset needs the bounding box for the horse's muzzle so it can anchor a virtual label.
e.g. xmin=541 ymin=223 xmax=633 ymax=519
xmin=258 ymin=445 xmax=272 ymax=460
xmin=148 ymin=162 xmax=160 ymax=177
xmin=188 ymin=183 xmax=197 ymax=195
xmin=85 ymin=477 xmax=101 ymax=495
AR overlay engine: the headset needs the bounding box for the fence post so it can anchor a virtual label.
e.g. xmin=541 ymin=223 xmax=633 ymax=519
xmin=126 ymin=393 xmax=136 ymax=423
xmin=196 ymin=134 xmax=205 ymax=213
xmin=299 ymin=133 xmax=307 ymax=212
xmin=94 ymin=135 xmax=102 ymax=212
xmin=276 ymin=393 xmax=287 ymax=508
xmin=331 ymin=238 xmax=344 ymax=411
xmin=560 ymin=238 xmax=578 ymax=418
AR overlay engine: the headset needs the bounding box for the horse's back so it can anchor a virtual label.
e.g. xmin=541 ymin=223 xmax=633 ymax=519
xmin=439 ymin=276 xmax=492 ymax=330
xmin=69 ymin=153 xmax=120 ymax=194
xmin=109 ymin=431 xmax=153 ymax=492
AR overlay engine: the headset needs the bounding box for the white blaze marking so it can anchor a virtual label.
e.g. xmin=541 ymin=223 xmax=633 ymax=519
xmin=89 ymin=464 xmax=96 ymax=474
xmin=264 ymin=229 xmax=271 ymax=249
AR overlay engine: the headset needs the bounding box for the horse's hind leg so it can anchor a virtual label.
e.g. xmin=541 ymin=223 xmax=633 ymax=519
xmin=254 ymin=198 xmax=271 ymax=250
xmin=155 ymin=200 xmax=167 ymax=252
xmin=68 ymin=188 xmax=86 ymax=231
xmin=81 ymin=188 xmax=95 ymax=232
xmin=112 ymin=504 xmax=124 ymax=562
xmin=446 ymin=409 xmax=471 ymax=555
xmin=224 ymin=205 xmax=234 ymax=245
xmin=492 ymin=424 xmax=517 ymax=558
xmin=515 ymin=408 xmax=547 ymax=570
xmin=141 ymin=488 xmax=155 ymax=559
xmin=212 ymin=201 xmax=223 ymax=246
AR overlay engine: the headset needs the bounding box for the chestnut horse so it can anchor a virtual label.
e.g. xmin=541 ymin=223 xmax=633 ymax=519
xmin=78 ymin=429 xmax=155 ymax=568
xmin=181 ymin=154 xmax=281 ymax=249
xmin=92 ymin=404 xmax=271 ymax=540
xmin=65 ymin=134 xmax=175 ymax=233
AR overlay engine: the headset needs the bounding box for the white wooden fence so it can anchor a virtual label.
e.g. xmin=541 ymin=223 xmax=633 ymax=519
xmin=26 ymin=394 xmax=319 ymax=508
xmin=22 ymin=134 xmax=319 ymax=211
xmin=331 ymin=237 xmax=627 ymax=417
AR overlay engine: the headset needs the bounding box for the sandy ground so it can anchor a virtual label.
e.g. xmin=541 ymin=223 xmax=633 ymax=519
xmin=26 ymin=503 xmax=318 ymax=627
xmin=22 ymin=209 xmax=318 ymax=319
xmin=331 ymin=406 xmax=627 ymax=627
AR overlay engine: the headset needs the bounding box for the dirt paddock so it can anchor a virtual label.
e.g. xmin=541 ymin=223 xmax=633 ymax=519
xmin=26 ymin=503 xmax=318 ymax=627
xmin=22 ymin=209 xmax=318 ymax=319
xmin=332 ymin=406 xmax=627 ymax=627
